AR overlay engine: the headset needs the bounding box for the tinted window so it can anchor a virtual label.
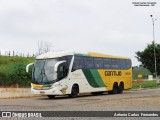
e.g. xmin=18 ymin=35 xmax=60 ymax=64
xmin=94 ymin=58 xmax=103 ymax=69
xmin=84 ymin=57 xmax=94 ymax=69
xmin=120 ymin=59 xmax=131 ymax=69
xmin=72 ymin=56 xmax=84 ymax=71
xmin=126 ymin=59 xmax=131 ymax=69
xmin=120 ymin=59 xmax=126 ymax=69
xmin=112 ymin=59 xmax=120 ymax=69
xmin=103 ymin=58 xmax=112 ymax=69
xmin=59 ymin=56 xmax=72 ymax=68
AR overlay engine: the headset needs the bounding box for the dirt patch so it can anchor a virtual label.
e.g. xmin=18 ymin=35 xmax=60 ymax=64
xmin=132 ymin=80 xmax=145 ymax=84
xmin=0 ymin=84 xmax=30 ymax=88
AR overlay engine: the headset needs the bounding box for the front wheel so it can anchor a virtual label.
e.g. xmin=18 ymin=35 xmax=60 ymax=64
xmin=69 ymin=85 xmax=79 ymax=98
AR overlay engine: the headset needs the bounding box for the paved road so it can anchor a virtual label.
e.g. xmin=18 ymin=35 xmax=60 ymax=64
xmin=0 ymin=88 xmax=160 ymax=119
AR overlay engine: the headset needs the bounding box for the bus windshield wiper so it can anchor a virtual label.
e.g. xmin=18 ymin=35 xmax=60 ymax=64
xmin=41 ymin=60 xmax=49 ymax=83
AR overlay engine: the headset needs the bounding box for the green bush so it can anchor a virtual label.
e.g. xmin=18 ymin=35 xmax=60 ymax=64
xmin=0 ymin=56 xmax=34 ymax=87
xmin=9 ymin=63 xmax=26 ymax=83
xmin=0 ymin=73 xmax=6 ymax=85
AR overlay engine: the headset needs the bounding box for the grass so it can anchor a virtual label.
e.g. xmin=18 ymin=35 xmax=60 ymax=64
xmin=0 ymin=56 xmax=34 ymax=86
xmin=132 ymin=80 xmax=157 ymax=89
xmin=0 ymin=56 xmax=34 ymax=73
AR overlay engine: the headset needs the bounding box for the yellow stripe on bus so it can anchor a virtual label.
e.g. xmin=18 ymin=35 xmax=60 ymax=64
xmin=32 ymin=83 xmax=43 ymax=89
xmin=88 ymin=52 xmax=130 ymax=59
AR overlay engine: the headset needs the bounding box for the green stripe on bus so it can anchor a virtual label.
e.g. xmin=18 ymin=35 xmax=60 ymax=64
xmin=43 ymin=84 xmax=52 ymax=88
xmin=90 ymin=69 xmax=106 ymax=87
xmin=82 ymin=69 xmax=99 ymax=87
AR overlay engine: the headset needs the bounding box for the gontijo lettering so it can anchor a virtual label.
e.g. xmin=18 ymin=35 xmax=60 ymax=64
xmin=105 ymin=71 xmax=122 ymax=76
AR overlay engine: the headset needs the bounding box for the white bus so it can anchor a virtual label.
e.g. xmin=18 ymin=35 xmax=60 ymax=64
xmin=26 ymin=50 xmax=132 ymax=99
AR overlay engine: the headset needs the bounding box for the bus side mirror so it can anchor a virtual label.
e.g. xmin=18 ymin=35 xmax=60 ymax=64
xmin=54 ymin=61 xmax=66 ymax=72
xmin=26 ymin=63 xmax=34 ymax=73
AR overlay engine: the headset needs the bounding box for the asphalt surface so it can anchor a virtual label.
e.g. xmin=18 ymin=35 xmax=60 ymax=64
xmin=0 ymin=88 xmax=160 ymax=120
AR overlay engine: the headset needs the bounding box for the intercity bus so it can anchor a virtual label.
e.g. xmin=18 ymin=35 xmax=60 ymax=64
xmin=26 ymin=50 xmax=132 ymax=99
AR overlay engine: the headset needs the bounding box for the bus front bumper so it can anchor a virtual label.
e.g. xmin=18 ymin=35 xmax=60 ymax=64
xmin=31 ymin=87 xmax=65 ymax=96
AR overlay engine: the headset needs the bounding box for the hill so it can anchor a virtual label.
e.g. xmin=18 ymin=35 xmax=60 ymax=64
xmin=0 ymin=56 xmax=34 ymax=87
xmin=132 ymin=66 xmax=151 ymax=80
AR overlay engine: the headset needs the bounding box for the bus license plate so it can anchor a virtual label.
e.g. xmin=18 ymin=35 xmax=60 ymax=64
xmin=40 ymin=91 xmax=45 ymax=95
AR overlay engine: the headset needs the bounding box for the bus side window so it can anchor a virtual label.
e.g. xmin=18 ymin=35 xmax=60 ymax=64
xmin=112 ymin=59 xmax=120 ymax=69
xmin=57 ymin=64 xmax=68 ymax=80
xmin=84 ymin=57 xmax=94 ymax=69
xmin=103 ymin=58 xmax=112 ymax=69
xmin=120 ymin=59 xmax=126 ymax=69
xmin=94 ymin=58 xmax=103 ymax=69
xmin=119 ymin=59 xmax=131 ymax=70
xmin=126 ymin=60 xmax=131 ymax=69
xmin=72 ymin=56 xmax=84 ymax=71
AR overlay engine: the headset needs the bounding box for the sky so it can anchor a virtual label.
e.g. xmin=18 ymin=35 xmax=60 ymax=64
xmin=0 ymin=0 xmax=160 ymax=66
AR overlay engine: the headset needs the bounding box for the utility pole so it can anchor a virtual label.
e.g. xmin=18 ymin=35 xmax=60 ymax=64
xmin=150 ymin=15 xmax=158 ymax=83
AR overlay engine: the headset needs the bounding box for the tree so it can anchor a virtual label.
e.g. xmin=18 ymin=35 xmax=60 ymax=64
xmin=37 ymin=40 xmax=53 ymax=55
xmin=135 ymin=42 xmax=160 ymax=75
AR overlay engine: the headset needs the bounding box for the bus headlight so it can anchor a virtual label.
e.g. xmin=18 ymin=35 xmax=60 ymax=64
xmin=53 ymin=82 xmax=60 ymax=87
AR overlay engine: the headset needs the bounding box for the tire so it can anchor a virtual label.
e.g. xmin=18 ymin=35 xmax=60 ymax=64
xmin=108 ymin=83 xmax=118 ymax=94
xmin=69 ymin=85 xmax=79 ymax=98
xmin=118 ymin=83 xmax=124 ymax=94
xmin=47 ymin=95 xmax=55 ymax=99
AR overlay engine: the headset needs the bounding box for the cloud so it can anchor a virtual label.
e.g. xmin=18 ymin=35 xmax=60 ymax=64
xmin=0 ymin=0 xmax=160 ymax=66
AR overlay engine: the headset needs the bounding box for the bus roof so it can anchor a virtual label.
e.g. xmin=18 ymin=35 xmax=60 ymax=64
xmin=36 ymin=50 xmax=130 ymax=59
xmin=87 ymin=52 xmax=130 ymax=59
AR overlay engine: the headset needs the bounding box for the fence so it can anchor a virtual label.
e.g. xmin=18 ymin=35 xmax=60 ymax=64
xmin=0 ymin=50 xmax=36 ymax=58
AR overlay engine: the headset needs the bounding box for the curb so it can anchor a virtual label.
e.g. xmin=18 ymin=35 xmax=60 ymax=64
xmin=0 ymin=88 xmax=38 ymax=99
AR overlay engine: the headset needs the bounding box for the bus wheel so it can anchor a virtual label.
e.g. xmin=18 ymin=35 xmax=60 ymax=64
xmin=47 ymin=95 xmax=55 ymax=99
xmin=118 ymin=83 xmax=124 ymax=94
xmin=69 ymin=85 xmax=79 ymax=98
xmin=108 ymin=83 xmax=118 ymax=94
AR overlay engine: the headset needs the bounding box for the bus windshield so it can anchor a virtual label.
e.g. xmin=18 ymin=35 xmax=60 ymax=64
xmin=32 ymin=55 xmax=72 ymax=84
xmin=33 ymin=59 xmax=59 ymax=83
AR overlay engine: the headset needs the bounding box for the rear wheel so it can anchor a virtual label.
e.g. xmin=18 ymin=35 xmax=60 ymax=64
xmin=118 ymin=83 xmax=124 ymax=94
xmin=47 ymin=95 xmax=55 ymax=99
xmin=69 ymin=85 xmax=79 ymax=98
xmin=108 ymin=83 xmax=118 ymax=94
